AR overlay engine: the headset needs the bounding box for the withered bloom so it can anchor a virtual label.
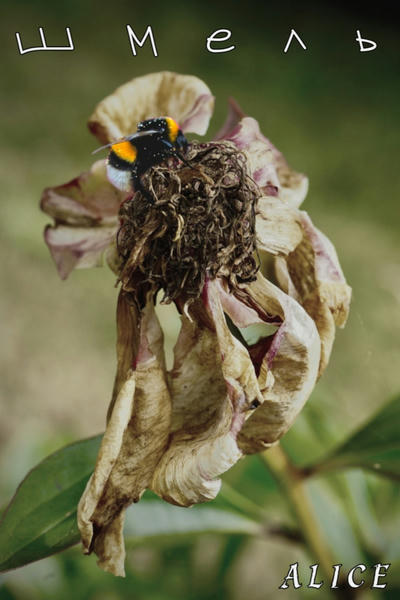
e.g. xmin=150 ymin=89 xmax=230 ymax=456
xmin=41 ymin=72 xmax=351 ymax=575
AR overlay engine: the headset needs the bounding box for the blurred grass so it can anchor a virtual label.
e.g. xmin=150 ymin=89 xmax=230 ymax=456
xmin=1 ymin=0 xmax=399 ymax=598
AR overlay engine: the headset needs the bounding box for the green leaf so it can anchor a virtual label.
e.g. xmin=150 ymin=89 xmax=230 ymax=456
xmin=0 ymin=434 xmax=102 ymax=572
xmin=0 ymin=435 xmax=261 ymax=573
xmin=306 ymin=478 xmax=366 ymax=566
xmin=307 ymin=394 xmax=400 ymax=480
xmin=124 ymin=502 xmax=261 ymax=546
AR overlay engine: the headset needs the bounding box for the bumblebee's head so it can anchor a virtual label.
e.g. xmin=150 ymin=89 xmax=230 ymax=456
xmin=164 ymin=117 xmax=188 ymax=153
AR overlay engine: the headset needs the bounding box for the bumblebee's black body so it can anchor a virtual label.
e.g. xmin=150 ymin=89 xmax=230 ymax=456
xmin=106 ymin=117 xmax=189 ymax=201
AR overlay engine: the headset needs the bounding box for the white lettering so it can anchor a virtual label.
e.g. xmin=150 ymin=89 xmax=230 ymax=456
xmin=371 ymin=564 xmax=390 ymax=589
xmin=308 ymin=564 xmax=323 ymax=589
xmin=279 ymin=562 xmax=302 ymax=589
xmin=348 ymin=565 xmax=366 ymax=588
xmin=356 ymin=30 xmax=377 ymax=52
xmin=331 ymin=564 xmax=342 ymax=589
xmin=16 ymin=27 xmax=74 ymax=55
xmin=126 ymin=25 xmax=158 ymax=57
xmin=206 ymin=29 xmax=235 ymax=53
xmin=283 ymin=29 xmax=307 ymax=53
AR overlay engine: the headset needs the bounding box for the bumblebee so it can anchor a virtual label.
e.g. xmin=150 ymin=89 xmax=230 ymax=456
xmin=94 ymin=116 xmax=189 ymax=202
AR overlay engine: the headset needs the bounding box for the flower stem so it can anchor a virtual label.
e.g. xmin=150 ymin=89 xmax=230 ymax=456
xmin=260 ymin=444 xmax=335 ymax=582
xmin=220 ymin=481 xmax=269 ymax=522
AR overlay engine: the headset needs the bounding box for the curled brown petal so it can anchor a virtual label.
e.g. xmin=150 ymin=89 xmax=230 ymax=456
xmin=78 ymin=292 xmax=171 ymax=576
xmin=275 ymin=211 xmax=352 ymax=374
xmin=218 ymin=273 xmax=320 ymax=454
xmin=151 ymin=280 xmax=262 ymax=507
xmin=88 ymin=71 xmax=214 ymax=144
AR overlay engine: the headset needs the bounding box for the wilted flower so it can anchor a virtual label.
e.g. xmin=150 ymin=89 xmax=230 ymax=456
xmin=41 ymin=72 xmax=351 ymax=576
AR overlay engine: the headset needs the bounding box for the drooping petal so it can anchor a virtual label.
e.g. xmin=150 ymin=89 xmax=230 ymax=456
xmin=275 ymin=211 xmax=352 ymax=374
xmin=78 ymin=372 xmax=136 ymax=576
xmin=217 ymin=116 xmax=280 ymax=192
xmin=216 ymin=101 xmax=308 ymax=207
xmin=78 ymin=291 xmax=171 ymax=576
xmin=256 ymin=196 xmax=303 ymax=255
xmin=41 ymin=160 xmax=126 ymax=279
xmin=213 ymin=96 xmax=245 ymax=140
xmin=41 ymin=160 xmax=126 ymax=226
xmin=88 ymin=72 xmax=214 ymax=144
xmin=218 ymin=272 xmax=320 ymax=454
xmin=151 ymin=279 xmax=263 ymax=507
xmin=44 ymin=224 xmax=118 ymax=280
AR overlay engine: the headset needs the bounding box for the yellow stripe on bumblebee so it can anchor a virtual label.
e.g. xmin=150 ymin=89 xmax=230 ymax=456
xmin=165 ymin=117 xmax=180 ymax=143
xmin=111 ymin=141 xmax=137 ymax=164
xmin=91 ymin=130 xmax=158 ymax=155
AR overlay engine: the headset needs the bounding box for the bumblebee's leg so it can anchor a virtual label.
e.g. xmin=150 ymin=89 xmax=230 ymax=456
xmin=131 ymin=167 xmax=154 ymax=204
xmin=133 ymin=176 xmax=155 ymax=203
xmin=160 ymin=139 xmax=192 ymax=167
xmin=175 ymin=151 xmax=193 ymax=168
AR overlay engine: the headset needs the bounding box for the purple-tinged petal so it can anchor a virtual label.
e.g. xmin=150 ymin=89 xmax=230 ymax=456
xmin=180 ymin=93 xmax=215 ymax=135
xmin=41 ymin=160 xmax=126 ymax=226
xmin=217 ymin=109 xmax=308 ymax=207
xmin=44 ymin=224 xmax=118 ymax=280
xmin=214 ymin=97 xmax=245 ymax=140
xmin=219 ymin=116 xmax=280 ymax=191
xmin=217 ymin=273 xmax=320 ymax=454
xmin=41 ymin=160 xmax=128 ymax=279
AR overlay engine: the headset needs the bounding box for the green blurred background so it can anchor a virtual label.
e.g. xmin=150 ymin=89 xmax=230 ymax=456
xmin=0 ymin=0 xmax=399 ymax=598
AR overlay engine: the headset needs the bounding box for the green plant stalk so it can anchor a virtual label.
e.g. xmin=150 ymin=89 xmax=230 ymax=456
xmin=260 ymin=444 xmax=336 ymax=582
xmin=220 ymin=481 xmax=269 ymax=521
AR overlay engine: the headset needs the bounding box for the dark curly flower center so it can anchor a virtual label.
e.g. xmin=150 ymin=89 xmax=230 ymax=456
xmin=117 ymin=141 xmax=260 ymax=304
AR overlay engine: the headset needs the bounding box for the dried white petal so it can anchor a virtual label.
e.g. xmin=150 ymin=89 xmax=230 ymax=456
xmin=233 ymin=273 xmax=321 ymax=453
xmin=88 ymin=71 xmax=214 ymax=144
xmin=256 ymin=196 xmax=303 ymax=255
xmin=151 ymin=280 xmax=262 ymax=506
xmin=276 ymin=212 xmax=352 ymax=374
xmin=77 ymin=295 xmax=171 ymax=575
